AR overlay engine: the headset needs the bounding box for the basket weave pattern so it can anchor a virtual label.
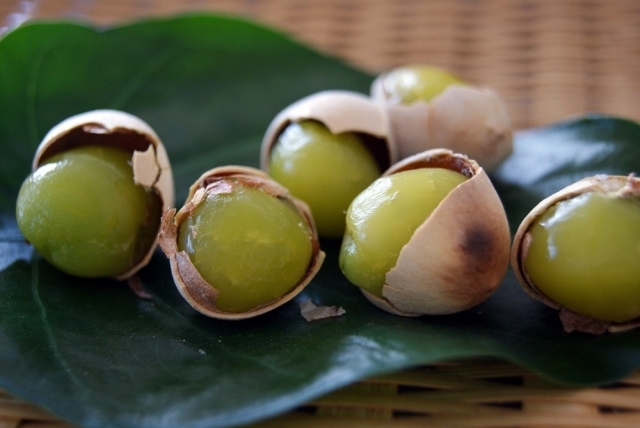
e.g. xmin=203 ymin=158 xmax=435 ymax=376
xmin=2 ymin=359 xmax=640 ymax=427
xmin=2 ymin=0 xmax=640 ymax=130
xmin=2 ymin=1 xmax=640 ymax=427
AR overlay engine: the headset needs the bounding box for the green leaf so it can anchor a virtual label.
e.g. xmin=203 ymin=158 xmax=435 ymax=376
xmin=1 ymin=14 xmax=640 ymax=428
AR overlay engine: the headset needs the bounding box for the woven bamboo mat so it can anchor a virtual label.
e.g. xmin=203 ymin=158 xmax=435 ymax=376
xmin=2 ymin=359 xmax=640 ymax=427
xmin=2 ymin=0 xmax=640 ymax=130
xmin=2 ymin=1 xmax=640 ymax=427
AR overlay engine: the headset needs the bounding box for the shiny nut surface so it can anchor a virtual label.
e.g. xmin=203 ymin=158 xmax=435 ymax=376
xmin=376 ymin=65 xmax=467 ymax=105
xmin=260 ymin=90 xmax=397 ymax=238
xmin=511 ymin=174 xmax=640 ymax=334
xmin=268 ymin=119 xmax=381 ymax=238
xmin=159 ymin=166 xmax=325 ymax=320
xmin=16 ymin=109 xmax=173 ymax=280
xmin=341 ymin=149 xmax=511 ymax=316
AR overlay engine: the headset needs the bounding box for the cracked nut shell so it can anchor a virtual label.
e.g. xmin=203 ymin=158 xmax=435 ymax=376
xmin=371 ymin=72 xmax=513 ymax=172
xmin=346 ymin=149 xmax=511 ymax=316
xmin=158 ymin=166 xmax=325 ymax=320
xmin=511 ymin=174 xmax=640 ymax=334
xmin=22 ymin=109 xmax=174 ymax=280
xmin=259 ymin=90 xmax=398 ymax=238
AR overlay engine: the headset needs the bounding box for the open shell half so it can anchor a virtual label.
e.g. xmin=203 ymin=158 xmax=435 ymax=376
xmin=361 ymin=149 xmax=511 ymax=316
xmin=158 ymin=166 xmax=325 ymax=320
xmin=371 ymin=76 xmax=513 ymax=173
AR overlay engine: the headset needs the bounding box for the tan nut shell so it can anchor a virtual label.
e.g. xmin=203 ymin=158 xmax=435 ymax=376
xmin=158 ymin=166 xmax=325 ymax=320
xmin=511 ymin=174 xmax=640 ymax=334
xmin=33 ymin=109 xmax=174 ymax=280
xmin=260 ymin=90 xmax=397 ymax=172
xmin=361 ymin=149 xmax=511 ymax=316
xmin=371 ymin=77 xmax=513 ymax=173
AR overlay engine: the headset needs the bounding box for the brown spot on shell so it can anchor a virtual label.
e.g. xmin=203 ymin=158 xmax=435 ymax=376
xmin=450 ymin=226 xmax=504 ymax=304
xmin=381 ymin=155 xmax=511 ymax=316
xmin=460 ymin=227 xmax=495 ymax=265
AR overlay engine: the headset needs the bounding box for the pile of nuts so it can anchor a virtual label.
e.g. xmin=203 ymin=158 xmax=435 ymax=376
xmin=14 ymin=65 xmax=640 ymax=333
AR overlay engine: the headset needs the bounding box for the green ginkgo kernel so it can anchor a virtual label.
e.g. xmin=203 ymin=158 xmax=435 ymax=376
xmin=269 ymin=120 xmax=380 ymax=238
xmin=16 ymin=145 xmax=161 ymax=278
xmin=382 ymin=66 xmax=466 ymax=105
xmin=177 ymin=183 xmax=313 ymax=313
xmin=339 ymin=167 xmax=468 ymax=296
xmin=524 ymin=191 xmax=640 ymax=323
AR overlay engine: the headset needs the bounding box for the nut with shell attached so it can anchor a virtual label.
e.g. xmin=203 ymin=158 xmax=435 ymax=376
xmin=511 ymin=174 xmax=640 ymax=334
xmin=158 ymin=166 xmax=325 ymax=320
xmin=15 ymin=109 xmax=174 ymax=280
xmin=339 ymin=149 xmax=511 ymax=316
xmin=371 ymin=65 xmax=513 ymax=173
xmin=260 ymin=90 xmax=397 ymax=238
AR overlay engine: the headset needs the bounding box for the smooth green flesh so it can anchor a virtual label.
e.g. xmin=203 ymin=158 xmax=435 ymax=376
xmin=177 ymin=184 xmax=313 ymax=313
xmin=16 ymin=145 xmax=162 ymax=278
xmin=339 ymin=168 xmax=468 ymax=296
xmin=524 ymin=192 xmax=640 ymax=323
xmin=383 ymin=66 xmax=466 ymax=105
xmin=269 ymin=120 xmax=381 ymax=238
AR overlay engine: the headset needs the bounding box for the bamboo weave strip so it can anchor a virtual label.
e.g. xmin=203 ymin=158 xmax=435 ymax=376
xmin=2 ymin=0 xmax=640 ymax=129
xmin=2 ymin=360 xmax=640 ymax=428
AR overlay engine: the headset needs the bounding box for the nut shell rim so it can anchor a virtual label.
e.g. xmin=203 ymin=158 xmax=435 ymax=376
xmin=260 ymin=90 xmax=398 ymax=175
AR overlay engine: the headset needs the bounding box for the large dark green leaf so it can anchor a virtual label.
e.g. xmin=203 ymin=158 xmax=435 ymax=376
xmin=1 ymin=14 xmax=640 ymax=428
